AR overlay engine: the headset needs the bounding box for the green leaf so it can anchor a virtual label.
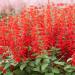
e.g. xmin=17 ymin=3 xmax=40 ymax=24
xmin=41 ymin=63 xmax=48 ymax=72
xmin=0 ymin=71 xmax=2 ymax=75
xmin=35 ymin=58 xmax=41 ymax=65
xmin=20 ymin=63 xmax=27 ymax=70
xmin=33 ymin=66 xmax=40 ymax=72
xmin=72 ymin=72 xmax=75 ymax=75
xmin=52 ymin=68 xmax=60 ymax=74
xmin=64 ymin=65 xmax=75 ymax=73
xmin=64 ymin=65 xmax=71 ymax=70
xmin=5 ymin=63 xmax=10 ymax=69
xmin=42 ymin=55 xmax=49 ymax=59
xmin=29 ymin=61 xmax=35 ymax=67
xmin=66 ymin=70 xmax=73 ymax=72
xmin=43 ymin=58 xmax=50 ymax=64
xmin=0 ymin=16 xmax=2 ymax=19
xmin=54 ymin=61 xmax=65 ymax=65
xmin=10 ymin=60 xmax=18 ymax=66
xmin=65 ymin=72 xmax=72 ymax=75
xmin=50 ymin=56 xmax=57 ymax=61
xmin=45 ymin=73 xmax=54 ymax=75
xmin=71 ymin=67 xmax=75 ymax=70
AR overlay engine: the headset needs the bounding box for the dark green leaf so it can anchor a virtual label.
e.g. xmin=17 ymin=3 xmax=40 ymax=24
xmin=14 ymin=69 xmax=25 ymax=75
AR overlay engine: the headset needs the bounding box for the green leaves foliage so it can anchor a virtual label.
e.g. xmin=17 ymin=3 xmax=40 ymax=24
xmin=1 ymin=47 xmax=75 ymax=75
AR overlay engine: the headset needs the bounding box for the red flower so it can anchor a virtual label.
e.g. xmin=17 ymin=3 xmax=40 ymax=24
xmin=0 ymin=4 xmax=75 ymax=64
xmin=15 ymin=57 xmax=21 ymax=62
xmin=72 ymin=53 xmax=75 ymax=66
xmin=0 ymin=48 xmax=4 ymax=54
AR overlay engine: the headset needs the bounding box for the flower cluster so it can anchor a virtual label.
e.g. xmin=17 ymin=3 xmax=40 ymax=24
xmin=0 ymin=4 xmax=75 ymax=67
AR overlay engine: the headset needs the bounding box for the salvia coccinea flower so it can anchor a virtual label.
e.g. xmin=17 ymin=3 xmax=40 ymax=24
xmin=0 ymin=4 xmax=75 ymax=65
